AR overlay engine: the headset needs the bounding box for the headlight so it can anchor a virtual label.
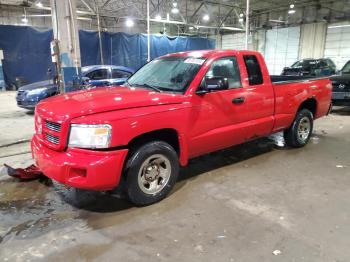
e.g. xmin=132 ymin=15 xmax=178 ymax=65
xmin=68 ymin=124 xmax=112 ymax=148
xmin=27 ymin=87 xmax=48 ymax=95
xmin=36 ymin=115 xmax=42 ymax=134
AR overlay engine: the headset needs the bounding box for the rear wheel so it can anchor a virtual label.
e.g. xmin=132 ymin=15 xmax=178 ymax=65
xmin=124 ymin=141 xmax=179 ymax=206
xmin=284 ymin=109 xmax=313 ymax=148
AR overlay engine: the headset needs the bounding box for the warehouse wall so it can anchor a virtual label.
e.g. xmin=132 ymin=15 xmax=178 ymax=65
xmin=299 ymin=23 xmax=327 ymax=59
xmin=264 ymin=27 xmax=300 ymax=75
xmin=218 ymin=21 xmax=350 ymax=73
xmin=222 ymin=33 xmax=246 ymax=50
xmin=324 ymin=21 xmax=350 ymax=69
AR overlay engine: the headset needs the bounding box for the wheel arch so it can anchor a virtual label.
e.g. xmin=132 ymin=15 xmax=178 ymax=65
xmin=126 ymin=128 xmax=188 ymax=166
xmin=297 ymin=98 xmax=317 ymax=117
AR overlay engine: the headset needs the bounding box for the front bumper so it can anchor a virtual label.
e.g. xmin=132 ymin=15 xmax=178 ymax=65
xmin=31 ymin=135 xmax=128 ymax=191
xmin=16 ymin=99 xmax=37 ymax=109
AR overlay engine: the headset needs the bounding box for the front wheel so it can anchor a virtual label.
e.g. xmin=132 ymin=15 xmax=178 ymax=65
xmin=284 ymin=109 xmax=314 ymax=148
xmin=124 ymin=141 xmax=179 ymax=206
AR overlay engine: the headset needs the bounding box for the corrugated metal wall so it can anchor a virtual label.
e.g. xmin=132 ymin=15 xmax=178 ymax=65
xmin=221 ymin=33 xmax=246 ymax=50
xmin=218 ymin=22 xmax=350 ymax=73
xmin=324 ymin=22 xmax=350 ymax=69
xmin=264 ymin=27 xmax=300 ymax=75
xmin=299 ymin=23 xmax=327 ymax=59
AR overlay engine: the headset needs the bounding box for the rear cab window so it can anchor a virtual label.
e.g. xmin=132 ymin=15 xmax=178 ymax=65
xmin=243 ymin=55 xmax=263 ymax=85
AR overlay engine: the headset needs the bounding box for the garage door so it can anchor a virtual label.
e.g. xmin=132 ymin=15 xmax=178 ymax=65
xmin=264 ymin=27 xmax=300 ymax=75
xmin=324 ymin=23 xmax=350 ymax=69
xmin=222 ymin=33 xmax=245 ymax=50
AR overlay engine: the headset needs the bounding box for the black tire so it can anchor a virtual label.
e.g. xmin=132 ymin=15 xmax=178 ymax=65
xmin=124 ymin=141 xmax=179 ymax=206
xmin=284 ymin=109 xmax=313 ymax=148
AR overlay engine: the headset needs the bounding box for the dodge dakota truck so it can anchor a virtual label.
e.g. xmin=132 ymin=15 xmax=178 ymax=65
xmin=31 ymin=50 xmax=332 ymax=206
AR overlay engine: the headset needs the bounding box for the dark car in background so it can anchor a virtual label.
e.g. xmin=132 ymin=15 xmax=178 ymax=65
xmin=16 ymin=65 xmax=134 ymax=110
xmin=281 ymin=58 xmax=336 ymax=77
xmin=331 ymin=60 xmax=350 ymax=106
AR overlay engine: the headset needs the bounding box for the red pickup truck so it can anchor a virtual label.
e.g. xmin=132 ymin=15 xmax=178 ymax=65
xmin=31 ymin=50 xmax=332 ymax=205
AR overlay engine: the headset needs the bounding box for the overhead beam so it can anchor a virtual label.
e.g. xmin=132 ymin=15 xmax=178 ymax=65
xmin=80 ymin=0 xmax=95 ymax=14
xmin=218 ymin=7 xmax=235 ymax=28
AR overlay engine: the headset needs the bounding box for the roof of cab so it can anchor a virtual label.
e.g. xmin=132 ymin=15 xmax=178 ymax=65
xmin=159 ymin=49 xmax=255 ymax=59
xmin=81 ymin=65 xmax=135 ymax=74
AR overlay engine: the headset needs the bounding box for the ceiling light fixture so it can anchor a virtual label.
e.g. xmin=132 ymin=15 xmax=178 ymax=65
xmin=125 ymin=19 xmax=134 ymax=27
xmin=290 ymin=4 xmax=295 ymax=8
xmin=155 ymin=14 xmax=162 ymax=20
xmin=36 ymin=1 xmax=43 ymax=8
xmin=171 ymin=1 xmax=179 ymax=13
xmin=202 ymin=14 xmax=210 ymax=21
xmin=328 ymin=24 xmax=350 ymax=29
xmin=288 ymin=9 xmax=296 ymax=14
xmin=171 ymin=7 xmax=179 ymax=14
xmin=22 ymin=8 xmax=28 ymax=24
xmin=21 ymin=16 xmax=28 ymax=23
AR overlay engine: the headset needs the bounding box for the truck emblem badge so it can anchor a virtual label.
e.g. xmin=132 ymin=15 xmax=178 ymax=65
xmin=339 ymin=84 xmax=345 ymax=89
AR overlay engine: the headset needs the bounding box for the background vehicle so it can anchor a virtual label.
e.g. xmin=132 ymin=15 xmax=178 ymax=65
xmin=281 ymin=58 xmax=336 ymax=76
xmin=16 ymin=65 xmax=134 ymax=110
xmin=32 ymin=50 xmax=332 ymax=206
xmin=331 ymin=60 xmax=350 ymax=106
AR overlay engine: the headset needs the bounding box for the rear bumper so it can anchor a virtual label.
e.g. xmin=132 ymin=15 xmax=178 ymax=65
xmin=31 ymin=135 xmax=128 ymax=191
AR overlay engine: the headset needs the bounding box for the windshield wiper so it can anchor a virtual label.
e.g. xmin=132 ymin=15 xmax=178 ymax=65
xmin=132 ymin=83 xmax=162 ymax=92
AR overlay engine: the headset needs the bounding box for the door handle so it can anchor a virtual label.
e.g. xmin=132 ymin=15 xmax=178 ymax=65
xmin=232 ymin=97 xmax=245 ymax=104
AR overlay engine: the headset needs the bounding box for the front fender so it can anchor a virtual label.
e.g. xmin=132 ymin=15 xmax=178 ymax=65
xmin=71 ymin=104 xmax=192 ymax=166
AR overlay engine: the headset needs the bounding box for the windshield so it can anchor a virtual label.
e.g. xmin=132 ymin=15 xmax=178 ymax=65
xmin=341 ymin=61 xmax=350 ymax=74
xmin=291 ymin=60 xmax=318 ymax=68
xmin=125 ymin=56 xmax=205 ymax=93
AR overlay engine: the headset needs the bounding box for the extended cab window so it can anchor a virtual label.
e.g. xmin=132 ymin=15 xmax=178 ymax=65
xmin=243 ymin=55 xmax=263 ymax=85
xmin=205 ymin=57 xmax=241 ymax=89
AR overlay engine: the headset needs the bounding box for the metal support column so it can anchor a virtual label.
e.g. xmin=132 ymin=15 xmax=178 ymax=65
xmin=0 ymin=50 xmax=5 ymax=91
xmin=147 ymin=0 xmax=151 ymax=62
xmin=245 ymin=0 xmax=250 ymax=49
xmin=50 ymin=0 xmax=82 ymax=93
xmin=95 ymin=1 xmax=104 ymax=65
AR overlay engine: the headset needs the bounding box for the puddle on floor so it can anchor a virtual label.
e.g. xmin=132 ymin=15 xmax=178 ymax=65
xmin=0 ymin=135 xmax=327 ymax=248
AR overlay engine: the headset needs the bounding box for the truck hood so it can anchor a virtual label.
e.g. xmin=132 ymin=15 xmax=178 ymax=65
xmin=18 ymin=80 xmax=57 ymax=91
xmin=331 ymin=74 xmax=350 ymax=91
xmin=36 ymin=86 xmax=186 ymax=121
xmin=330 ymin=74 xmax=350 ymax=83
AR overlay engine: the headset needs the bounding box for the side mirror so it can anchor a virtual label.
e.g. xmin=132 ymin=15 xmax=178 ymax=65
xmin=197 ymin=76 xmax=229 ymax=94
xmin=81 ymin=76 xmax=90 ymax=84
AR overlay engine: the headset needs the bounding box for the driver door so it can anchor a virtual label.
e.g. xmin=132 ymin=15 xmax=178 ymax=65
xmin=188 ymin=56 xmax=249 ymax=157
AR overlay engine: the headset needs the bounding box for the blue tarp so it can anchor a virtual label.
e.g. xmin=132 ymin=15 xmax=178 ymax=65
xmin=0 ymin=25 xmax=215 ymax=88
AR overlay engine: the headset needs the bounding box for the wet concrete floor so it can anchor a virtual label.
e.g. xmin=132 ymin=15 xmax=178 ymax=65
xmin=0 ymin=99 xmax=350 ymax=261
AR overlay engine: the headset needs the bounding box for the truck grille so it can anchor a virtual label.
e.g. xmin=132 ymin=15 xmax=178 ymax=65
xmin=45 ymin=120 xmax=61 ymax=132
xmin=45 ymin=133 xmax=60 ymax=144
xmin=333 ymin=83 xmax=350 ymax=92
